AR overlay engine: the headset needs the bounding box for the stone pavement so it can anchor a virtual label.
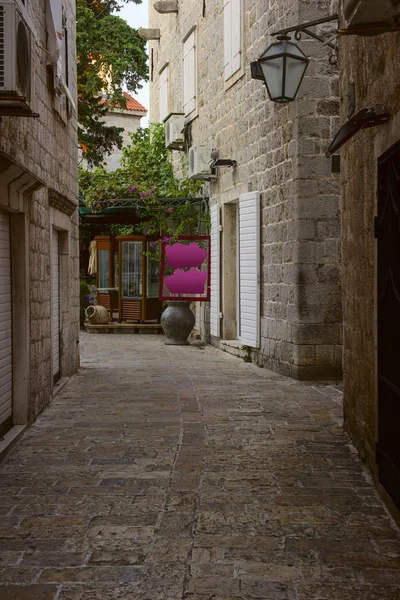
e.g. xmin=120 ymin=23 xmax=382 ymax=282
xmin=0 ymin=333 xmax=400 ymax=600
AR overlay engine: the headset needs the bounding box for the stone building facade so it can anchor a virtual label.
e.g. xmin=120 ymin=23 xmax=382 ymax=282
xmin=149 ymin=0 xmax=342 ymax=379
xmin=100 ymin=92 xmax=147 ymax=171
xmin=339 ymin=0 xmax=400 ymax=516
xmin=0 ymin=0 xmax=79 ymax=440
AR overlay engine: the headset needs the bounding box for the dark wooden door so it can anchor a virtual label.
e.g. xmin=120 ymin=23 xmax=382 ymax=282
xmin=376 ymin=141 xmax=400 ymax=510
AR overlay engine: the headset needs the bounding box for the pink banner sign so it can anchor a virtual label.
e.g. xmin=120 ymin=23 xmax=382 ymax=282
xmin=166 ymin=242 xmax=207 ymax=269
xmin=165 ymin=269 xmax=207 ymax=295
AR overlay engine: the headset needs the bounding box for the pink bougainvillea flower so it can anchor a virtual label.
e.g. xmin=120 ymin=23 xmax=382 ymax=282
xmin=149 ymin=189 xmax=156 ymax=195
xmin=167 ymin=207 xmax=175 ymax=213
xmin=128 ymin=186 xmax=138 ymax=192
xmin=139 ymin=192 xmax=148 ymax=198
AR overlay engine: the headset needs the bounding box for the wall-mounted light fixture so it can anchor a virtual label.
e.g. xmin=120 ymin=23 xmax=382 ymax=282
xmin=254 ymin=35 xmax=309 ymax=103
xmin=251 ymin=14 xmax=338 ymax=103
xmin=211 ymin=159 xmax=237 ymax=169
xmin=210 ymin=149 xmax=236 ymax=169
xmin=326 ymin=108 xmax=391 ymax=157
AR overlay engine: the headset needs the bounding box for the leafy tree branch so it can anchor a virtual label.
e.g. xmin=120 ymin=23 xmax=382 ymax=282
xmin=77 ymin=0 xmax=148 ymax=167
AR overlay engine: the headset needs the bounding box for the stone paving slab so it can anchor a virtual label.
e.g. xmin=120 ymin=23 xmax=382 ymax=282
xmin=0 ymin=333 xmax=399 ymax=599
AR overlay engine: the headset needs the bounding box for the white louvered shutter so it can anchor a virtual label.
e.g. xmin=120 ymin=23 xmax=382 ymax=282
xmin=0 ymin=211 xmax=12 ymax=427
xmin=239 ymin=191 xmax=260 ymax=348
xmin=183 ymin=31 xmax=196 ymax=116
xmin=210 ymin=204 xmax=220 ymax=338
xmin=159 ymin=66 xmax=169 ymax=122
xmin=223 ymin=0 xmax=232 ymax=80
xmin=231 ymin=0 xmax=242 ymax=74
xmin=46 ymin=0 xmax=63 ymax=65
xmin=224 ymin=0 xmax=242 ymax=80
xmin=52 ymin=229 xmax=60 ymax=380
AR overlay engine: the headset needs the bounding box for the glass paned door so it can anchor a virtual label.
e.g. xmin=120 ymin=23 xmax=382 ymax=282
xmin=98 ymin=249 xmax=110 ymax=288
xmin=121 ymin=242 xmax=142 ymax=298
xmin=147 ymin=242 xmax=160 ymax=298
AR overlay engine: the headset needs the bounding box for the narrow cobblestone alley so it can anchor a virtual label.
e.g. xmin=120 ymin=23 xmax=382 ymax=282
xmin=0 ymin=334 xmax=400 ymax=600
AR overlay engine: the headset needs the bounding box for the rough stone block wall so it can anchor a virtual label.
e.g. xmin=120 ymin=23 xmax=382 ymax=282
xmin=0 ymin=0 xmax=79 ymax=421
xmin=339 ymin=22 xmax=400 ymax=474
xmin=150 ymin=0 xmax=341 ymax=379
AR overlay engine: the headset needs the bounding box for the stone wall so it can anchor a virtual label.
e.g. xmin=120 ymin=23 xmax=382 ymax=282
xmin=339 ymin=24 xmax=400 ymax=475
xmin=0 ymin=0 xmax=79 ymax=422
xmin=150 ymin=0 xmax=341 ymax=379
xmin=102 ymin=111 xmax=144 ymax=171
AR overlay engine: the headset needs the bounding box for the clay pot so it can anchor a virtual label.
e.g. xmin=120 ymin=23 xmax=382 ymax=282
xmin=85 ymin=305 xmax=109 ymax=324
xmin=160 ymin=301 xmax=195 ymax=345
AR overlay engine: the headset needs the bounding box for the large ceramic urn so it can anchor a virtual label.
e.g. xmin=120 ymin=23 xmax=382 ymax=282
xmin=160 ymin=301 xmax=195 ymax=345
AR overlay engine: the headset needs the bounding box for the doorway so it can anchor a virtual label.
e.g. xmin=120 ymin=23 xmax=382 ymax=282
xmin=51 ymin=228 xmax=61 ymax=382
xmin=0 ymin=210 xmax=12 ymax=431
xmin=376 ymin=140 xmax=400 ymax=511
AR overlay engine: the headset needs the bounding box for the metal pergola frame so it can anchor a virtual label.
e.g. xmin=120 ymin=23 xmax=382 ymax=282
xmin=79 ymin=197 xmax=209 ymax=228
xmin=94 ymin=196 xmax=207 ymax=210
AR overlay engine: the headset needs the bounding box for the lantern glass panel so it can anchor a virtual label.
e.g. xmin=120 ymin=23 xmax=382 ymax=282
xmin=285 ymin=56 xmax=308 ymax=99
xmin=260 ymin=56 xmax=284 ymax=100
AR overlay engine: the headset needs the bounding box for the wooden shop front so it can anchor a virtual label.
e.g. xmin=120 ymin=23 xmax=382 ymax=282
xmin=94 ymin=235 xmax=162 ymax=322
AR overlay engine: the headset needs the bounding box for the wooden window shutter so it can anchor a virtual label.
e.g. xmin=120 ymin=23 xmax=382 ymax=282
xmin=46 ymin=0 xmax=63 ymax=65
xmin=183 ymin=30 xmax=196 ymax=116
xmin=238 ymin=191 xmax=260 ymax=348
xmin=223 ymin=0 xmax=232 ymax=80
xmin=224 ymin=0 xmax=242 ymax=81
xmin=159 ymin=66 xmax=169 ymax=122
xmin=210 ymin=204 xmax=220 ymax=338
xmin=231 ymin=0 xmax=242 ymax=74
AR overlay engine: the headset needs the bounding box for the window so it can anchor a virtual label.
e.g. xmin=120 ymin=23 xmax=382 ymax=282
xmin=183 ymin=29 xmax=196 ymax=117
xmin=121 ymin=242 xmax=142 ymax=298
xmin=224 ymin=0 xmax=242 ymax=81
xmin=159 ymin=64 xmax=169 ymax=122
xmin=98 ymin=250 xmax=110 ymax=289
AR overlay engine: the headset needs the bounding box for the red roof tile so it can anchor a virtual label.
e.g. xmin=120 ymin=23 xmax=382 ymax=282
xmin=101 ymin=92 xmax=147 ymax=113
xmin=121 ymin=92 xmax=147 ymax=112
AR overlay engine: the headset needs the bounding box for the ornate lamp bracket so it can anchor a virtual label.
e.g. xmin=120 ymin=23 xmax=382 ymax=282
xmin=272 ymin=14 xmax=339 ymax=65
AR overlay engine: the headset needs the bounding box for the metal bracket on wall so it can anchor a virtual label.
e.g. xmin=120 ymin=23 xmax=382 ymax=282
xmin=326 ymin=108 xmax=391 ymax=157
xmin=271 ymin=14 xmax=339 ymax=66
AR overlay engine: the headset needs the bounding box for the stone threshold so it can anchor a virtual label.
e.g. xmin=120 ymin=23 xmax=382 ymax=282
xmin=53 ymin=376 xmax=70 ymax=398
xmin=0 ymin=425 xmax=27 ymax=462
xmin=211 ymin=338 xmax=247 ymax=360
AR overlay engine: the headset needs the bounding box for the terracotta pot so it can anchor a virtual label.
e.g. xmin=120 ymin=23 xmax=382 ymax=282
xmin=85 ymin=305 xmax=109 ymax=324
xmin=160 ymin=301 xmax=195 ymax=345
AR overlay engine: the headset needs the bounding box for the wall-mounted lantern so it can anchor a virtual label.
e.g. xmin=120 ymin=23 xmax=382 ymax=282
xmin=255 ymin=35 xmax=309 ymax=103
xmin=251 ymin=14 xmax=338 ymax=103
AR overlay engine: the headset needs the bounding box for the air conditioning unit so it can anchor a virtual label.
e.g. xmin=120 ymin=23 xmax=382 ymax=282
xmin=189 ymin=145 xmax=215 ymax=180
xmin=0 ymin=0 xmax=35 ymax=115
xmin=343 ymin=0 xmax=400 ymax=27
xmin=165 ymin=113 xmax=185 ymax=149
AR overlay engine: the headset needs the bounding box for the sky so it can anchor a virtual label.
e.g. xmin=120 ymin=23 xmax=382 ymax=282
xmin=116 ymin=0 xmax=150 ymax=126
